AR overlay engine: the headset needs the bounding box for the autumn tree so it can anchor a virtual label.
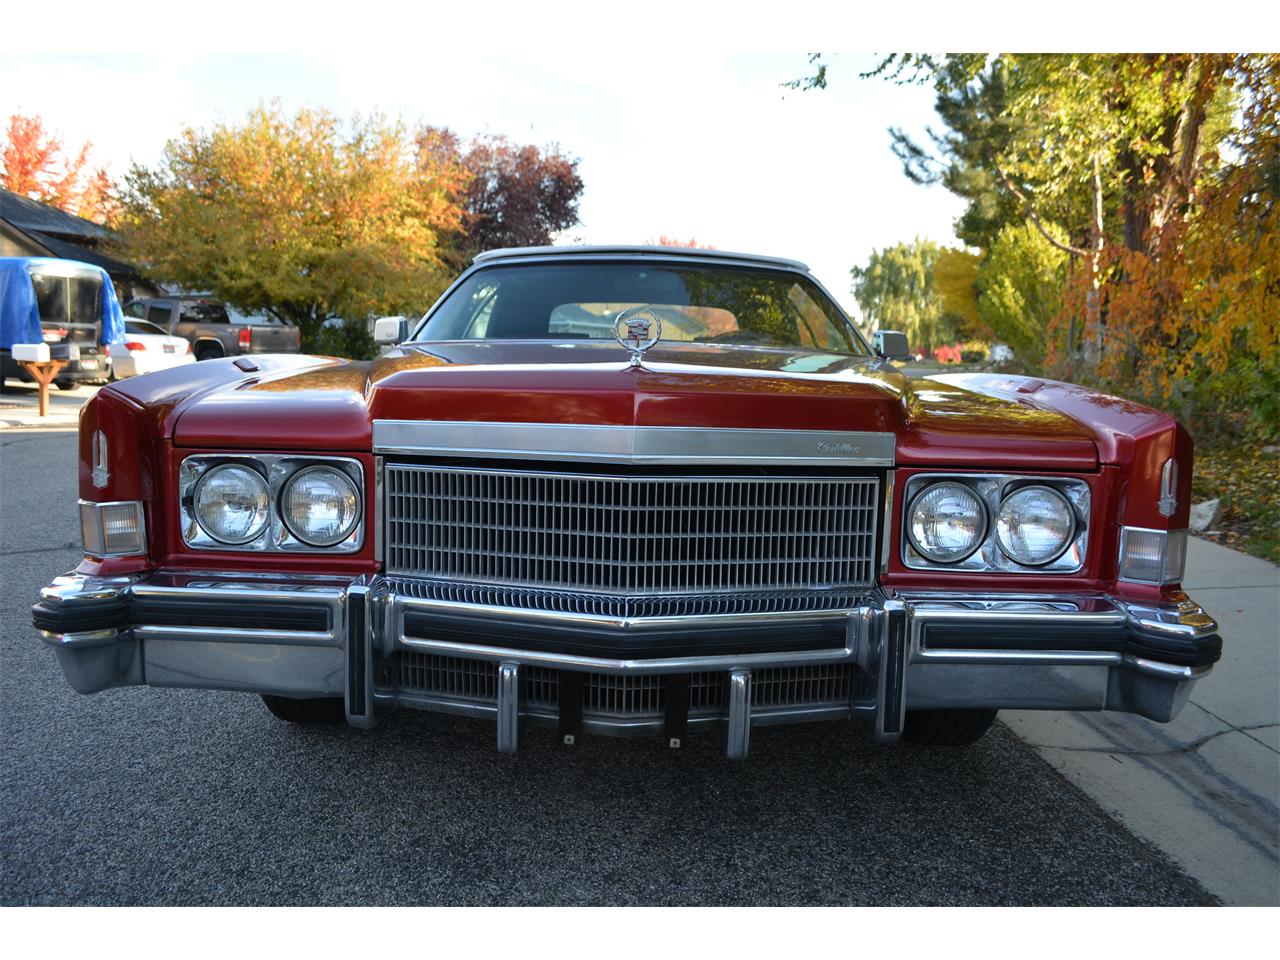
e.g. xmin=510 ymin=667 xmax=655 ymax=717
xmin=116 ymin=104 xmax=469 ymax=350
xmin=423 ymin=132 xmax=582 ymax=256
xmin=1056 ymin=55 xmax=1280 ymax=438
xmin=1 ymin=113 xmax=116 ymax=223
xmin=796 ymin=53 xmax=1279 ymax=439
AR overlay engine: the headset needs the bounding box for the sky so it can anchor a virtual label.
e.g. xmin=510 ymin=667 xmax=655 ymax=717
xmin=1 ymin=51 xmax=966 ymax=317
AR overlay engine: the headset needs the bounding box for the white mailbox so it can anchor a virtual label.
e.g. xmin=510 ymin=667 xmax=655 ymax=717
xmin=11 ymin=342 xmax=51 ymax=363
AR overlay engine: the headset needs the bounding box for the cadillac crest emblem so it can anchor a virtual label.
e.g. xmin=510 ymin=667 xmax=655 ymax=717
xmin=613 ymin=307 xmax=662 ymax=368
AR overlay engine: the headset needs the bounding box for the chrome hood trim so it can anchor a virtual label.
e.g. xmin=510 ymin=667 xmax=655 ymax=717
xmin=372 ymin=420 xmax=895 ymax=467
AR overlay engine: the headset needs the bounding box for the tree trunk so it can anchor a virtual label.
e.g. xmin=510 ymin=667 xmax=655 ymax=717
xmin=1085 ymin=152 xmax=1105 ymax=359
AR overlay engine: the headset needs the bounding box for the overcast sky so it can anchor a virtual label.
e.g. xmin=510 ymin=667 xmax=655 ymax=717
xmin=1 ymin=51 xmax=966 ymax=317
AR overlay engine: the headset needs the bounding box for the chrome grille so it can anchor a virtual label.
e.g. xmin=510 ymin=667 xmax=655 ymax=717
xmin=522 ymin=670 xmax=728 ymax=717
xmin=398 ymin=654 xmax=496 ymax=701
xmin=387 ymin=576 xmax=867 ymax=619
xmin=385 ymin=465 xmax=879 ymax=595
xmin=395 ymin=654 xmax=857 ymax=717
xmin=751 ymin=664 xmax=855 ymax=708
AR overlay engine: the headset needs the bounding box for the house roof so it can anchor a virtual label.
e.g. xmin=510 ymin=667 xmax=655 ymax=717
xmin=0 ymin=189 xmax=142 ymax=279
xmin=27 ymin=232 xmax=140 ymax=279
xmin=0 ymin=188 xmax=112 ymax=241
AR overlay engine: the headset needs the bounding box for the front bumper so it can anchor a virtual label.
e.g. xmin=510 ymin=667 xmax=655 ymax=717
xmin=33 ymin=571 xmax=1221 ymax=757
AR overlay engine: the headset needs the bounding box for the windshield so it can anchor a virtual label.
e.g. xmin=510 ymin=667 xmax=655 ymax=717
xmin=415 ymin=262 xmax=868 ymax=354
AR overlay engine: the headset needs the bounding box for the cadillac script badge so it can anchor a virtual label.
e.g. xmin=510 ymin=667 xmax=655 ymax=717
xmin=614 ymin=307 xmax=662 ymax=368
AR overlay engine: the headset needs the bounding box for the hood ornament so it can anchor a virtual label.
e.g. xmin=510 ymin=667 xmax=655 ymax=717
xmin=614 ymin=307 xmax=662 ymax=368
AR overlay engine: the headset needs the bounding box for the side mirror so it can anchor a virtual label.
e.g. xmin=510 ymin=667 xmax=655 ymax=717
xmin=373 ymin=317 xmax=408 ymax=345
xmin=874 ymin=330 xmax=911 ymax=361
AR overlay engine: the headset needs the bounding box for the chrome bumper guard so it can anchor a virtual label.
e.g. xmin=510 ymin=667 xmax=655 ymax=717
xmin=34 ymin=571 xmax=1220 ymax=758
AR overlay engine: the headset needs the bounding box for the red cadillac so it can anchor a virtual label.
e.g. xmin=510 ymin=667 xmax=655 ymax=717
xmin=32 ymin=246 xmax=1221 ymax=758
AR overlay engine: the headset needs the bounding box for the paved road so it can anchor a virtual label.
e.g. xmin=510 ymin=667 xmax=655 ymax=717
xmin=1 ymin=429 xmax=1215 ymax=905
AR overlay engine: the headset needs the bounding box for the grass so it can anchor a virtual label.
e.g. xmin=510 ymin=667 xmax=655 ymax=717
xmin=1192 ymin=447 xmax=1280 ymax=564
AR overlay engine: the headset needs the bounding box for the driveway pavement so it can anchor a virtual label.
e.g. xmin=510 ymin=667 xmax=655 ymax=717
xmin=2 ymin=429 xmax=1271 ymax=905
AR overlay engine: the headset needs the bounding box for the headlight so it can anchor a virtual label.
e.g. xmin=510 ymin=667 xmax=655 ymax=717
xmin=281 ymin=465 xmax=361 ymax=547
xmin=194 ymin=464 xmax=270 ymax=544
xmin=995 ymin=485 xmax=1076 ymax=565
xmin=907 ymin=481 xmax=987 ymax=563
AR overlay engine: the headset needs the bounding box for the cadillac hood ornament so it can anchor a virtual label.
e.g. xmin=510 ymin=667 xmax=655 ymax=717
xmin=614 ymin=306 xmax=662 ymax=367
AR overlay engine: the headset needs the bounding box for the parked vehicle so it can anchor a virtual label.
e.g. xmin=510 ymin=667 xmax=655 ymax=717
xmin=123 ymin=296 xmax=301 ymax=361
xmin=107 ymin=319 xmax=194 ymax=379
xmin=1 ymin=257 xmax=123 ymax=388
xmin=35 ymin=246 xmax=1219 ymax=759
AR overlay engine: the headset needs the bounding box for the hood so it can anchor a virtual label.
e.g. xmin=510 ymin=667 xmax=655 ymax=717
xmin=168 ymin=341 xmax=1099 ymax=469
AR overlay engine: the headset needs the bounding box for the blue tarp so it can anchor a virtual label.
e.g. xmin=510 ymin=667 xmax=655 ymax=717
xmin=0 ymin=256 xmax=125 ymax=349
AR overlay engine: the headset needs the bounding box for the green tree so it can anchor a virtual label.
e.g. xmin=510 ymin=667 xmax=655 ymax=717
xmin=852 ymin=55 xmax=1237 ymax=258
xmin=933 ymin=246 xmax=986 ymax=338
xmin=850 ymin=239 xmax=960 ymax=353
xmin=114 ymin=104 xmax=469 ymax=350
xmin=976 ymin=222 xmax=1069 ymax=368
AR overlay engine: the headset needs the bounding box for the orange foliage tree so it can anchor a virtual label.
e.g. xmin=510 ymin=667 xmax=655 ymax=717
xmin=1052 ymin=55 xmax=1280 ymax=438
xmin=116 ymin=104 xmax=470 ymax=350
xmin=0 ymin=114 xmax=116 ymax=223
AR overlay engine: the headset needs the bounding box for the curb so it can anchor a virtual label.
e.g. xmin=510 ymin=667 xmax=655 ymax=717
xmin=0 ymin=416 xmax=81 ymax=429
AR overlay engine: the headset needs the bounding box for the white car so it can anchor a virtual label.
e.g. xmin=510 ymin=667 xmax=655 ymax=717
xmin=108 ymin=319 xmax=195 ymax=379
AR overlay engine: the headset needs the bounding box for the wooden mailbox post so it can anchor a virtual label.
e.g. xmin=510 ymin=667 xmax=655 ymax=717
xmin=11 ymin=343 xmax=68 ymax=417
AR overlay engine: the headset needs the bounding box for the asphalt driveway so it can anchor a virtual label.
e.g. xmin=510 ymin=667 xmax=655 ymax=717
xmin=1 ymin=429 xmax=1217 ymax=905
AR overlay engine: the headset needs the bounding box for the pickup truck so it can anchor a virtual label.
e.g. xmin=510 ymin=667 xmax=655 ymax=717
xmin=123 ymin=296 xmax=302 ymax=361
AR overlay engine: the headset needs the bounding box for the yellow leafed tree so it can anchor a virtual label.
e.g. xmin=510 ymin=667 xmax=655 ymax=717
xmin=114 ymin=104 xmax=470 ymax=351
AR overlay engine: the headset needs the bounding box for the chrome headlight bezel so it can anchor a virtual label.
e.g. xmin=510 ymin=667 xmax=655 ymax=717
xmin=902 ymin=473 xmax=1090 ymax=574
xmin=180 ymin=454 xmax=365 ymax=553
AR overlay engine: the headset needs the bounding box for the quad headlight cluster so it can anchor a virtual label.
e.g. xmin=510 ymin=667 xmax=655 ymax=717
xmin=181 ymin=455 xmax=364 ymax=553
xmin=903 ymin=474 xmax=1089 ymax=573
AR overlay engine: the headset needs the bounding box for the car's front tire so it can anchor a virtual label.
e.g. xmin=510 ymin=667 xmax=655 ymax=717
xmin=261 ymin=695 xmax=346 ymax=724
xmin=901 ymin=708 xmax=998 ymax=746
